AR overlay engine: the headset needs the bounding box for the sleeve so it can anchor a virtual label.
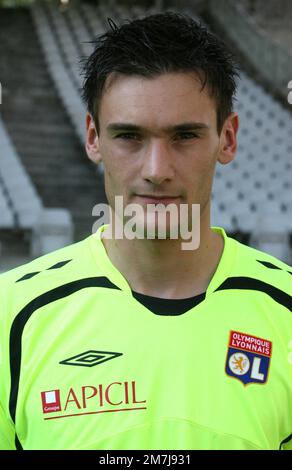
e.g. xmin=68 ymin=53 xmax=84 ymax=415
xmin=0 ymin=401 xmax=16 ymax=450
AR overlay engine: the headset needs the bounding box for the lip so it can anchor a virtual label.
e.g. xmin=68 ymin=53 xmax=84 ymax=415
xmin=135 ymin=195 xmax=180 ymax=204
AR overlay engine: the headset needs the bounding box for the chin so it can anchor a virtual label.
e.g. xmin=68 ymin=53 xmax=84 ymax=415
xmin=123 ymin=212 xmax=180 ymax=240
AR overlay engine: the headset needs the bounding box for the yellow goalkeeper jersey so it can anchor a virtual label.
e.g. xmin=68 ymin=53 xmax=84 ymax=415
xmin=0 ymin=225 xmax=291 ymax=450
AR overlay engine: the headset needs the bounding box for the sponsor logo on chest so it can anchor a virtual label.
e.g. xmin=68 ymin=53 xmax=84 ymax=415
xmin=40 ymin=380 xmax=147 ymax=419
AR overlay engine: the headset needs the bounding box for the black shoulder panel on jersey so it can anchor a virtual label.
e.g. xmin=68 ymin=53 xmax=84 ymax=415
xmin=15 ymin=259 xmax=72 ymax=282
xmin=46 ymin=260 xmax=72 ymax=270
xmin=215 ymin=277 xmax=291 ymax=312
xmin=257 ymin=260 xmax=291 ymax=275
xmin=9 ymin=277 xmax=121 ymax=427
xmin=256 ymin=260 xmax=282 ymax=270
xmin=16 ymin=272 xmax=41 ymax=283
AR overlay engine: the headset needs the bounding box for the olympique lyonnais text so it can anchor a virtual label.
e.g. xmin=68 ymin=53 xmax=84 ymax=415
xmin=230 ymin=331 xmax=272 ymax=356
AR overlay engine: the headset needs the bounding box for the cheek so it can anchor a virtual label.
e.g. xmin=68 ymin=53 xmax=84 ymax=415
xmin=101 ymin=141 xmax=133 ymax=174
xmin=182 ymin=148 xmax=217 ymax=199
xmin=185 ymin=145 xmax=216 ymax=182
xmin=101 ymin=150 xmax=120 ymax=199
xmin=102 ymin=152 xmax=124 ymax=191
xmin=102 ymin=148 xmax=134 ymax=200
xmin=103 ymin=142 xmax=141 ymax=185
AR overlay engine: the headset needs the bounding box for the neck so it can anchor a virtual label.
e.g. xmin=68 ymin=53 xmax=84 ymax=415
xmin=101 ymin=204 xmax=224 ymax=299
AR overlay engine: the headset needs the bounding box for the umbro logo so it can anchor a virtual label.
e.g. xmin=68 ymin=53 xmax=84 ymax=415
xmin=59 ymin=350 xmax=123 ymax=367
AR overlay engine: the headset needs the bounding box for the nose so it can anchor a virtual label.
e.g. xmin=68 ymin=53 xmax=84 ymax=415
xmin=141 ymin=139 xmax=175 ymax=185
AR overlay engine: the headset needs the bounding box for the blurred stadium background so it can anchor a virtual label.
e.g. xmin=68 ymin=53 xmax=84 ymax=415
xmin=0 ymin=0 xmax=291 ymax=272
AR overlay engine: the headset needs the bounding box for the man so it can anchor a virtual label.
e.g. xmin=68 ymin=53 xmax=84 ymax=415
xmin=0 ymin=13 xmax=291 ymax=450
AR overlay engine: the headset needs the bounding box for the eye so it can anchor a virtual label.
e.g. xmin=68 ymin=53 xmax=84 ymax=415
xmin=176 ymin=132 xmax=198 ymax=140
xmin=115 ymin=133 xmax=141 ymax=140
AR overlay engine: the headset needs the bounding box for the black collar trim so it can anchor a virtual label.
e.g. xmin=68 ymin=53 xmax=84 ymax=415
xmin=132 ymin=291 xmax=206 ymax=315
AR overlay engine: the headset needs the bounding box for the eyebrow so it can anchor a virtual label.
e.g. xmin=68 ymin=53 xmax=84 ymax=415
xmin=106 ymin=122 xmax=210 ymax=133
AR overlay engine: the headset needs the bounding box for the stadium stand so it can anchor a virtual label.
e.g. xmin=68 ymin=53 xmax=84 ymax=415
xmin=0 ymin=116 xmax=42 ymax=229
xmin=0 ymin=5 xmax=106 ymax=270
xmin=242 ymin=0 xmax=292 ymax=49
xmin=212 ymin=68 xmax=292 ymax=260
xmin=207 ymin=0 xmax=292 ymax=105
xmin=31 ymin=0 xmax=85 ymax=143
xmin=0 ymin=115 xmax=73 ymax=273
xmin=79 ymin=1 xmax=104 ymax=39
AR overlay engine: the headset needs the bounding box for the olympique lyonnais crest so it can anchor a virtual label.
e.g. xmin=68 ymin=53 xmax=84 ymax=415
xmin=225 ymin=330 xmax=272 ymax=386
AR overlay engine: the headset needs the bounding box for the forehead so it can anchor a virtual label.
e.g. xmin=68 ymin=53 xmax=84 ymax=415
xmin=99 ymin=72 xmax=217 ymax=128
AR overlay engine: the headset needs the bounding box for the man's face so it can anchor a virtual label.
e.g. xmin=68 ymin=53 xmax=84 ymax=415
xmin=86 ymin=72 xmax=238 ymax=237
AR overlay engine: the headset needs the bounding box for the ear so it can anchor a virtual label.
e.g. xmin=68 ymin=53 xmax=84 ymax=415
xmin=217 ymin=112 xmax=239 ymax=165
xmin=85 ymin=113 xmax=102 ymax=164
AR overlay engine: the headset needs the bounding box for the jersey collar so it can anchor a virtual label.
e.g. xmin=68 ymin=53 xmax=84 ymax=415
xmin=206 ymin=226 xmax=237 ymax=296
xmin=89 ymin=224 xmax=132 ymax=292
xmin=89 ymin=224 xmax=237 ymax=296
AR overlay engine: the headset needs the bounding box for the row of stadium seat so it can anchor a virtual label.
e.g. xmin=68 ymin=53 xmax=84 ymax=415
xmin=0 ymin=116 xmax=42 ymax=230
xmin=31 ymin=0 xmax=86 ymax=145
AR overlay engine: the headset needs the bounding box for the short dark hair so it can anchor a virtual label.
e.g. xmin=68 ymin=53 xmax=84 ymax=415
xmin=81 ymin=12 xmax=239 ymax=134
